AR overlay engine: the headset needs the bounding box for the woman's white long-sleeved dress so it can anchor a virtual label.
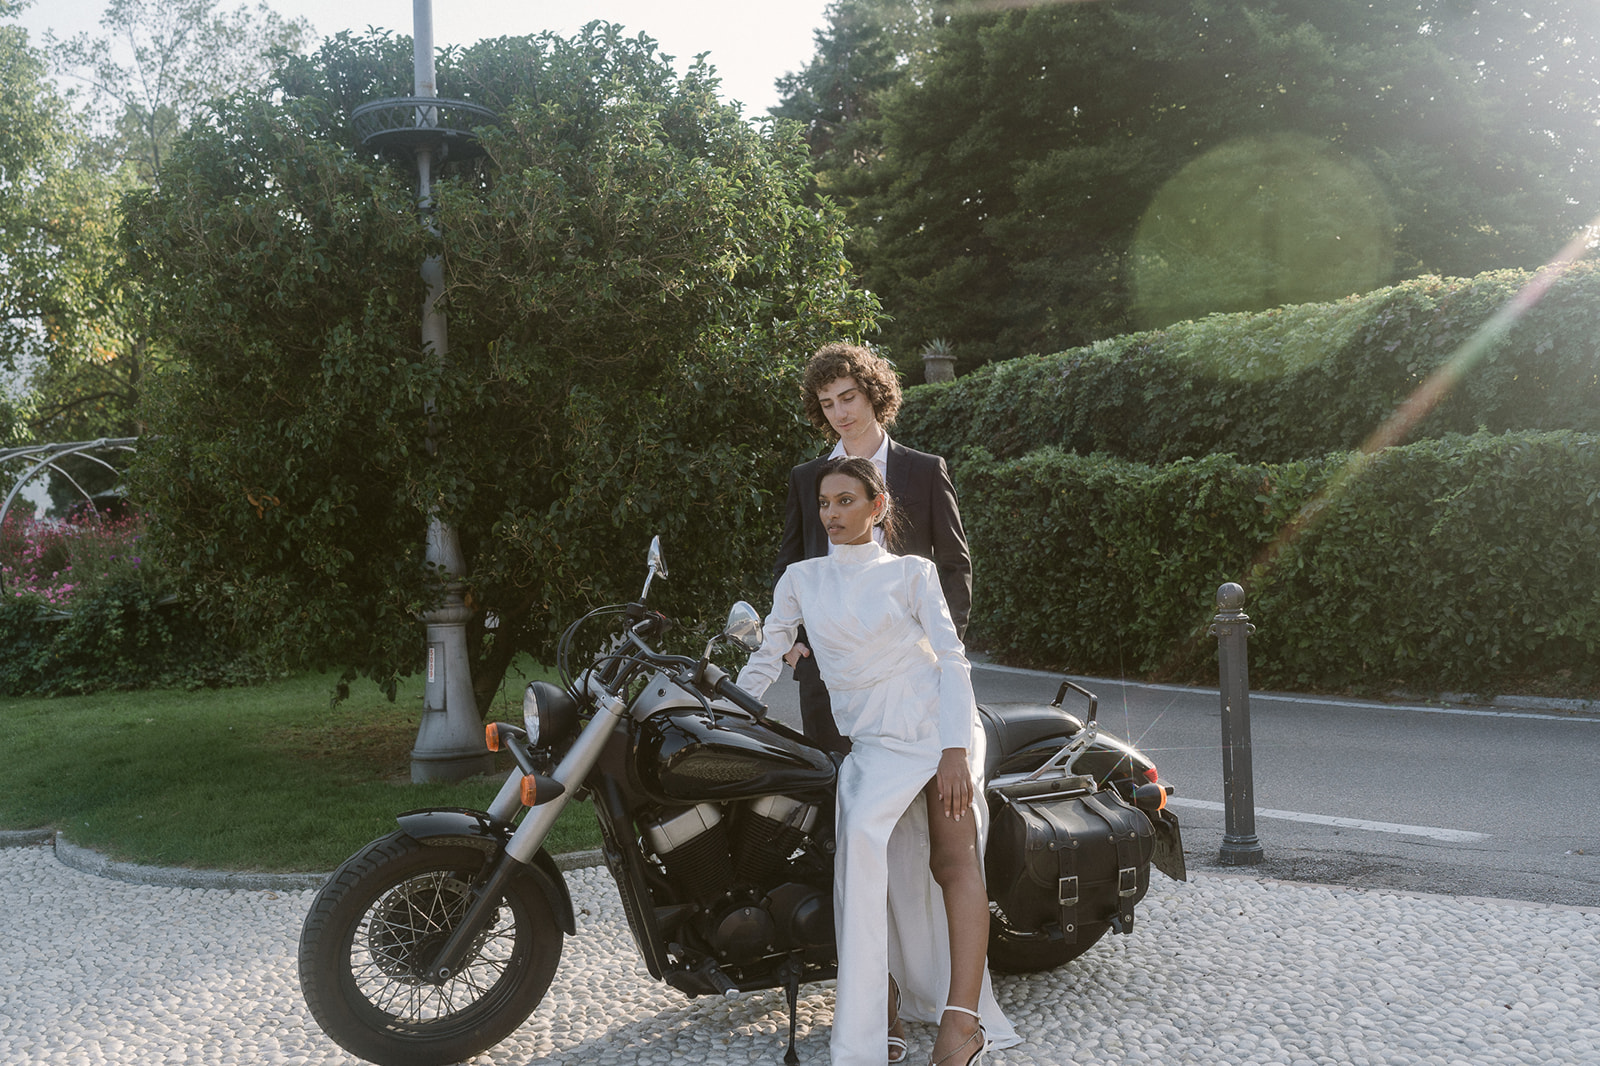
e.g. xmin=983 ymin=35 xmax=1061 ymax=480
xmin=736 ymin=540 xmax=1019 ymax=1066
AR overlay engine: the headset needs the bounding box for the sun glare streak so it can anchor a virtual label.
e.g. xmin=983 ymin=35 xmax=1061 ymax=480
xmin=1151 ymin=219 xmax=1598 ymax=682
xmin=1126 ymin=694 xmax=1180 ymax=750
xmin=1248 ymin=216 xmax=1600 ymax=581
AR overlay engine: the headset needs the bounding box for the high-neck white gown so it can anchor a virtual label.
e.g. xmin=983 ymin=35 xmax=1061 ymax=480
xmin=737 ymin=540 xmax=1020 ymax=1066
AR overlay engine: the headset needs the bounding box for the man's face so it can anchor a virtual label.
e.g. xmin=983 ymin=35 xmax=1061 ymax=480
xmin=815 ymin=376 xmax=876 ymax=443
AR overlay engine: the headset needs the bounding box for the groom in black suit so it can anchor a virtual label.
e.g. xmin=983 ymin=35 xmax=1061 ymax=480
xmin=773 ymin=342 xmax=972 ymax=755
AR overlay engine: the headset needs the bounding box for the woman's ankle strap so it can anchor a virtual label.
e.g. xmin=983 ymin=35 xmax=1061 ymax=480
xmin=941 ymin=1004 xmax=981 ymax=1021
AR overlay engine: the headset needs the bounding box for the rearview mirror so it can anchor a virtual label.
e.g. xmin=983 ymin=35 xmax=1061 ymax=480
xmin=723 ymin=601 xmax=763 ymax=651
xmin=640 ymin=536 xmax=668 ymax=600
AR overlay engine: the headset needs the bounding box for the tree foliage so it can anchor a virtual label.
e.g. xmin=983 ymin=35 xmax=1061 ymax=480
xmin=769 ymin=0 xmax=937 ymax=198
xmin=0 ymin=0 xmax=309 ymax=451
xmin=49 ymin=0 xmax=312 ymax=181
xmin=124 ymin=26 xmax=877 ymax=702
xmin=786 ymin=0 xmax=1600 ymax=370
xmin=0 ymin=4 xmax=140 ymax=446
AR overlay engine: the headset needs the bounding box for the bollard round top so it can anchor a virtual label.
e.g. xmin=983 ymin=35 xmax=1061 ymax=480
xmin=1216 ymin=582 xmax=1246 ymax=609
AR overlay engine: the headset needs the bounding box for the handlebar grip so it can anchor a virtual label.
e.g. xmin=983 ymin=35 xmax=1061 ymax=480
xmin=714 ymin=675 xmax=768 ymax=720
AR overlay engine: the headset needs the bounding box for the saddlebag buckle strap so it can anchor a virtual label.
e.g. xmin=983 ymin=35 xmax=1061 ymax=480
xmin=1118 ymin=866 xmax=1139 ymax=898
xmin=1058 ymin=875 xmax=1080 ymax=907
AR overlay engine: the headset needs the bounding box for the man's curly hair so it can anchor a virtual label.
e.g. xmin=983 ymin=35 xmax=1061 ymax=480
xmin=801 ymin=343 xmax=903 ymax=438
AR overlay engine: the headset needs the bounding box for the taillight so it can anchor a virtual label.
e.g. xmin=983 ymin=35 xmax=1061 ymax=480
xmin=1132 ymin=780 xmax=1167 ymax=812
xmin=1143 ymin=766 xmax=1160 ymax=784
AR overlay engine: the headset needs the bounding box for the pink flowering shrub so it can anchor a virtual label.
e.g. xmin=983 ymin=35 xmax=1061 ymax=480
xmin=0 ymin=511 xmax=147 ymax=608
xmin=0 ymin=507 xmax=275 ymax=694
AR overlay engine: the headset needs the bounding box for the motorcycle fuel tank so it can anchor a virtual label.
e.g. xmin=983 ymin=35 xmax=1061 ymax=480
xmin=633 ymin=702 xmax=836 ymax=805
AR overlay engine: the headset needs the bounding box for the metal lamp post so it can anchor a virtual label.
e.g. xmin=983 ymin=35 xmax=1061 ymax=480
xmin=352 ymin=1 xmax=496 ymax=782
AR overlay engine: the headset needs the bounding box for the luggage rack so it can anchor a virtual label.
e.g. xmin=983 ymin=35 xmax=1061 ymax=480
xmin=987 ymin=679 xmax=1102 ymax=800
xmin=987 ymin=771 xmax=1098 ymax=801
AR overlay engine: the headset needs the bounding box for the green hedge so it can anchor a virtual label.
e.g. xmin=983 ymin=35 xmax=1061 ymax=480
xmin=958 ymin=430 xmax=1600 ymax=693
xmin=899 ymin=265 xmax=1600 ymax=466
xmin=0 ymin=579 xmax=274 ymax=697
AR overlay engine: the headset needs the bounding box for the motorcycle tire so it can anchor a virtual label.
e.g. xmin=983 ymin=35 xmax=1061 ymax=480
xmin=299 ymin=830 xmax=563 ymax=1066
xmin=986 ymin=907 xmax=1109 ymax=974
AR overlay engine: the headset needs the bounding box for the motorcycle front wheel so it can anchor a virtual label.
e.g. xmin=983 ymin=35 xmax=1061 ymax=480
xmin=299 ymin=831 xmax=563 ymax=1066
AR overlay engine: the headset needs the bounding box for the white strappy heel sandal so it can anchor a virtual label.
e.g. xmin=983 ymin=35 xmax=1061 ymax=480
xmin=931 ymin=1004 xmax=986 ymax=1066
xmin=887 ymin=976 xmax=908 ymax=1064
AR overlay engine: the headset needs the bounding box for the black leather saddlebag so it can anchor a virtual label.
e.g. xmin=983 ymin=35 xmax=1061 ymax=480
xmin=985 ymin=780 xmax=1155 ymax=944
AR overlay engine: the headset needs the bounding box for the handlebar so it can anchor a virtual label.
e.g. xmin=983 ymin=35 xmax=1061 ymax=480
xmin=712 ymin=673 xmax=768 ymax=720
xmin=574 ymin=605 xmax=767 ymax=720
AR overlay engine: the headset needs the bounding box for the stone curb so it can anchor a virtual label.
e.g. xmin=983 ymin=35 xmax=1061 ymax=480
xmin=1440 ymin=691 xmax=1600 ymax=715
xmin=0 ymin=831 xmax=606 ymax=890
xmin=0 ymin=828 xmax=53 ymax=847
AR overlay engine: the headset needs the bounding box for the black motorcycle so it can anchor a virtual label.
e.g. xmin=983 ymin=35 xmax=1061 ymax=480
xmin=298 ymin=539 xmax=1186 ymax=1066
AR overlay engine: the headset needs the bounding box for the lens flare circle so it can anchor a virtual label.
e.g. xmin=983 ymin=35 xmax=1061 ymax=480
xmin=1132 ymin=133 xmax=1394 ymax=340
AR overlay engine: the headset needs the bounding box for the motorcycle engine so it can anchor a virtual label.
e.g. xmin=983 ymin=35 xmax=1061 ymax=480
xmin=644 ymin=803 xmax=735 ymax=904
xmin=642 ymin=795 xmax=832 ymax=965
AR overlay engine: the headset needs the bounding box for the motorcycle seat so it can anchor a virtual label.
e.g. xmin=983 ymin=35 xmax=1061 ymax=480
xmin=976 ymin=702 xmax=1084 ymax=781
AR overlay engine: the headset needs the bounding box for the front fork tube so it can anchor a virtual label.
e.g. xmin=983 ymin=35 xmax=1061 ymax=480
xmin=427 ymin=689 xmax=628 ymax=982
xmin=502 ymin=688 xmax=626 ymax=863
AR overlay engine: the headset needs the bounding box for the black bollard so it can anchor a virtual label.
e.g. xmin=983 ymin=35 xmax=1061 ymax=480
xmin=1209 ymin=582 xmax=1264 ymax=865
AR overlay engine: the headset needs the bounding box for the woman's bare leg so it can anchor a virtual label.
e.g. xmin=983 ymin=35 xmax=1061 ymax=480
xmin=924 ymin=777 xmax=987 ymax=1064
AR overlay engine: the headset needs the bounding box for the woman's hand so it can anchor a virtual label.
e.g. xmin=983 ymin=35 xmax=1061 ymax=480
xmin=935 ymin=748 xmax=972 ymax=821
xmin=782 ymin=641 xmax=811 ymax=669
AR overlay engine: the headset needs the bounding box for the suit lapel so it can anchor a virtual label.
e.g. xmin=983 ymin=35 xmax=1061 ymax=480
xmin=885 ymin=439 xmax=910 ymax=497
xmin=884 ymin=441 xmax=913 ymax=555
xmin=801 ymin=456 xmax=831 ymax=559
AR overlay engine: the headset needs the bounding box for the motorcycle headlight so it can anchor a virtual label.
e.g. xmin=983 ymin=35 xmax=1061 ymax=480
xmin=522 ymin=681 xmax=579 ymax=748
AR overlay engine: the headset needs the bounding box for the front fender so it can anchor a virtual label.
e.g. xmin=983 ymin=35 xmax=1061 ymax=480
xmin=397 ymin=807 xmax=577 ymax=935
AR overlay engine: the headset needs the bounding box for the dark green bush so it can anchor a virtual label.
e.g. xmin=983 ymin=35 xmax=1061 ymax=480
xmin=958 ymin=430 xmax=1600 ymax=694
xmin=0 ymin=578 xmax=275 ymax=696
xmin=900 ymin=266 xmax=1600 ymax=466
xmin=1255 ymin=431 xmax=1600 ymax=692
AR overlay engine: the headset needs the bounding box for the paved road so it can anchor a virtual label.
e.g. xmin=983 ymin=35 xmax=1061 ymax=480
xmin=764 ymin=662 xmax=1600 ymax=907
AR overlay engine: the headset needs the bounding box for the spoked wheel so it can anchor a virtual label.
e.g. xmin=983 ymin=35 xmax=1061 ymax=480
xmin=986 ymin=900 xmax=1108 ymax=974
xmin=299 ymin=831 xmax=562 ymax=1066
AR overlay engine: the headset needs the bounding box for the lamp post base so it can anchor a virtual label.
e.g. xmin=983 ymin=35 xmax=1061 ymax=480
xmin=410 ymin=730 xmax=495 ymax=783
xmin=1218 ymin=836 xmax=1265 ymax=865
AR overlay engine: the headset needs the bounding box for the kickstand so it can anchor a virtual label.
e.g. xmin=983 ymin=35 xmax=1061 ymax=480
xmin=780 ymin=957 xmax=802 ymax=1065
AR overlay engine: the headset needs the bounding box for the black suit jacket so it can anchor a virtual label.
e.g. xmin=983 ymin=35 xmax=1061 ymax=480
xmin=773 ymin=439 xmax=972 ymax=637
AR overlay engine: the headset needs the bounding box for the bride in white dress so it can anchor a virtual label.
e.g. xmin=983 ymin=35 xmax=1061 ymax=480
xmin=737 ymin=457 xmax=1019 ymax=1066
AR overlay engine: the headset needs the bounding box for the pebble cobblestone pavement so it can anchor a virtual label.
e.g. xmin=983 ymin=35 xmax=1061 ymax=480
xmin=3 ymin=839 xmax=1598 ymax=1066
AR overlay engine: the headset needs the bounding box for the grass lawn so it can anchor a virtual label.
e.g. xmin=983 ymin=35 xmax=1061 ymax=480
xmin=0 ymin=664 xmax=604 ymax=873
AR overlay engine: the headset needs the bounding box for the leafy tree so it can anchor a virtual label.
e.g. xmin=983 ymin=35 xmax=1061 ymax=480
xmin=49 ymin=0 xmax=312 ymax=181
xmin=769 ymin=0 xmax=938 ymax=193
xmin=804 ymin=0 xmax=1600 ymax=369
xmin=0 ymin=1 xmax=142 ymax=450
xmin=0 ymin=0 xmax=314 ymax=455
xmin=124 ymin=26 xmax=878 ymax=704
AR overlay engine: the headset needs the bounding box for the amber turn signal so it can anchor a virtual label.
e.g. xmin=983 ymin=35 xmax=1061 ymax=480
xmin=485 ymin=722 xmax=503 ymax=752
xmin=517 ymin=773 xmax=566 ymax=808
